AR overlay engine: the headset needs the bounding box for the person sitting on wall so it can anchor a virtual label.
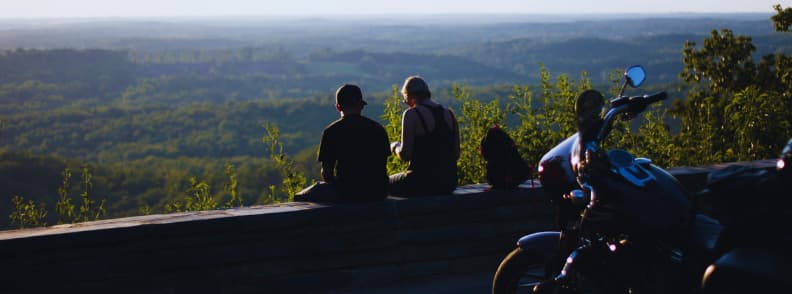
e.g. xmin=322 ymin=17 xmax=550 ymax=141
xmin=294 ymin=84 xmax=390 ymax=203
xmin=388 ymin=76 xmax=460 ymax=197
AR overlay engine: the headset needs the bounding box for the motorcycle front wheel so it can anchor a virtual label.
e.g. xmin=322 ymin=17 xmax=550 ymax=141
xmin=492 ymin=247 xmax=553 ymax=294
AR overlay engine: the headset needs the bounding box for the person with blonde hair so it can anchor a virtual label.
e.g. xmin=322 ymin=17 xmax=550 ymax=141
xmin=389 ymin=76 xmax=460 ymax=196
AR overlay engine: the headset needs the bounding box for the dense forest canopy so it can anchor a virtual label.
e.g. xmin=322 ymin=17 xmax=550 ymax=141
xmin=1 ymin=12 xmax=790 ymax=229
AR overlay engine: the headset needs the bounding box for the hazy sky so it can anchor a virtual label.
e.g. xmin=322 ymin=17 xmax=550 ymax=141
xmin=1 ymin=0 xmax=789 ymax=18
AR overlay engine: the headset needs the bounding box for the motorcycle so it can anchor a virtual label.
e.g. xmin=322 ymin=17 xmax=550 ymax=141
xmin=698 ymin=138 xmax=792 ymax=293
xmin=491 ymin=65 xmax=791 ymax=294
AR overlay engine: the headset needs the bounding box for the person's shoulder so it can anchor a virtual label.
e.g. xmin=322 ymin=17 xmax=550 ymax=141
xmin=323 ymin=117 xmax=344 ymax=132
xmin=402 ymin=107 xmax=420 ymax=119
xmin=360 ymin=115 xmax=387 ymax=130
xmin=358 ymin=115 xmax=378 ymax=123
xmin=441 ymin=105 xmax=457 ymax=121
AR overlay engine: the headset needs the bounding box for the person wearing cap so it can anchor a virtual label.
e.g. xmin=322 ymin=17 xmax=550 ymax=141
xmin=389 ymin=76 xmax=460 ymax=197
xmin=294 ymin=84 xmax=390 ymax=202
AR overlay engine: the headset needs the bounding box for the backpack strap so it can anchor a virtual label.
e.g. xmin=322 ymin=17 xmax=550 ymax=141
xmin=430 ymin=105 xmax=448 ymax=133
xmin=414 ymin=106 xmax=430 ymax=133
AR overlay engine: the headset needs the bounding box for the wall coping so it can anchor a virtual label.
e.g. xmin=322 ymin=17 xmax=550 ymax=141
xmin=0 ymin=159 xmax=779 ymax=293
xmin=0 ymin=180 xmax=542 ymax=242
xmin=0 ymin=159 xmax=777 ymax=242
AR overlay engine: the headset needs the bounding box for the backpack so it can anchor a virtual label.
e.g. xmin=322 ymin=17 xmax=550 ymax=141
xmin=480 ymin=125 xmax=532 ymax=190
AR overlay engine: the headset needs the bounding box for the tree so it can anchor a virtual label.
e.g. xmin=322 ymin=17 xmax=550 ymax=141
xmin=507 ymin=66 xmax=591 ymax=168
xmin=679 ymin=29 xmax=757 ymax=95
xmin=674 ymin=7 xmax=792 ymax=163
xmin=772 ymin=4 xmax=792 ymax=32
xmin=724 ymin=86 xmax=792 ymax=160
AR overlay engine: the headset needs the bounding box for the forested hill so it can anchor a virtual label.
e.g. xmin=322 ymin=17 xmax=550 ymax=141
xmin=2 ymin=15 xmax=790 ymax=88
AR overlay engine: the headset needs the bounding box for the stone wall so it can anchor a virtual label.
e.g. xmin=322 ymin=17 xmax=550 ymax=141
xmin=0 ymin=159 xmax=777 ymax=294
xmin=0 ymin=183 xmax=553 ymax=294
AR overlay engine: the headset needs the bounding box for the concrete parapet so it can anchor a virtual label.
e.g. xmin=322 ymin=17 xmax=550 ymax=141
xmin=0 ymin=160 xmax=777 ymax=293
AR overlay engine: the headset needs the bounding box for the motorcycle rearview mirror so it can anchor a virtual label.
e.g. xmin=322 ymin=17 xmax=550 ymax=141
xmin=625 ymin=65 xmax=646 ymax=88
xmin=618 ymin=65 xmax=646 ymax=97
xmin=575 ymin=89 xmax=605 ymax=133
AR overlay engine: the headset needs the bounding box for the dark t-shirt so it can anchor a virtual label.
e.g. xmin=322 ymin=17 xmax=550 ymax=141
xmin=317 ymin=114 xmax=390 ymax=200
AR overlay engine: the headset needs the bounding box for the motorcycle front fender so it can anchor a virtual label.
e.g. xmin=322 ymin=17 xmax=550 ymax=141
xmin=516 ymin=231 xmax=561 ymax=258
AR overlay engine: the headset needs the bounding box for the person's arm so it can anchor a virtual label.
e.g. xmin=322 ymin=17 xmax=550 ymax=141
xmin=395 ymin=109 xmax=417 ymax=161
xmin=317 ymin=129 xmax=336 ymax=183
xmin=321 ymin=161 xmax=336 ymax=183
xmin=448 ymin=108 xmax=461 ymax=160
xmin=382 ymin=126 xmax=392 ymax=159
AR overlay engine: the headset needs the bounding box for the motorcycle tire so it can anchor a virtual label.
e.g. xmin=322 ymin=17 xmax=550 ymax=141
xmin=492 ymin=247 xmax=551 ymax=294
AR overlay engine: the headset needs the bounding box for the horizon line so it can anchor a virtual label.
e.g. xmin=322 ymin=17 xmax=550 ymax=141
xmin=0 ymin=11 xmax=775 ymax=21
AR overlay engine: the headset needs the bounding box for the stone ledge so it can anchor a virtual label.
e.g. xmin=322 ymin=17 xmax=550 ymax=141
xmin=0 ymin=179 xmax=543 ymax=241
xmin=0 ymin=184 xmax=553 ymax=293
xmin=0 ymin=161 xmax=776 ymax=293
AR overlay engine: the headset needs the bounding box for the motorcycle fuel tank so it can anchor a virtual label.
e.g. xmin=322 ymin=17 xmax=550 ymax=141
xmin=587 ymin=155 xmax=692 ymax=238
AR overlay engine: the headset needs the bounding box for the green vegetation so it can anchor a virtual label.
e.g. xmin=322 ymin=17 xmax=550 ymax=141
xmin=382 ymin=86 xmax=409 ymax=175
xmin=164 ymin=178 xmax=217 ymax=213
xmin=673 ymin=26 xmax=792 ymax=164
xmin=224 ymin=164 xmax=243 ymax=208
xmin=454 ymin=84 xmax=506 ymax=184
xmin=9 ymin=195 xmax=47 ymax=229
xmin=55 ymin=168 xmax=74 ymax=224
xmin=2 ymin=8 xmax=792 ymax=230
xmin=77 ymin=165 xmax=106 ymax=222
xmin=772 ymin=4 xmax=792 ymax=32
xmin=262 ymin=123 xmax=307 ymax=203
xmin=10 ymin=164 xmax=106 ymax=228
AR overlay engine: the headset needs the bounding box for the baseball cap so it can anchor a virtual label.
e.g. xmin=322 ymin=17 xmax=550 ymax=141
xmin=336 ymin=84 xmax=367 ymax=106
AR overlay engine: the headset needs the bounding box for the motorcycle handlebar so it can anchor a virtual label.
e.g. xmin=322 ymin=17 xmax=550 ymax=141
xmin=627 ymin=91 xmax=667 ymax=114
xmin=644 ymin=91 xmax=668 ymax=104
xmin=596 ymin=91 xmax=668 ymax=142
